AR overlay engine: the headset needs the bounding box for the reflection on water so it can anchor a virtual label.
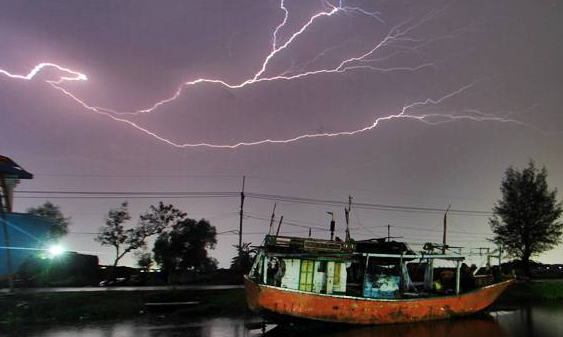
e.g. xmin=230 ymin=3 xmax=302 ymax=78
xmin=8 ymin=318 xmax=265 ymax=337
xmin=491 ymin=303 xmax=563 ymax=337
xmin=310 ymin=315 xmax=507 ymax=337
xmin=6 ymin=303 xmax=563 ymax=337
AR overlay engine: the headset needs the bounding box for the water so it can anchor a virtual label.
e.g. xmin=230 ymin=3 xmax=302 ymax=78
xmin=317 ymin=303 xmax=563 ymax=337
xmin=5 ymin=303 xmax=563 ymax=337
xmin=5 ymin=318 xmax=265 ymax=337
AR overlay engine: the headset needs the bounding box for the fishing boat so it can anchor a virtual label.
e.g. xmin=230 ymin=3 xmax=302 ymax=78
xmin=244 ymin=233 xmax=513 ymax=325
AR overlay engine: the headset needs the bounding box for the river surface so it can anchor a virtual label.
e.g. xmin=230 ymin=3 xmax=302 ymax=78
xmin=5 ymin=302 xmax=563 ymax=337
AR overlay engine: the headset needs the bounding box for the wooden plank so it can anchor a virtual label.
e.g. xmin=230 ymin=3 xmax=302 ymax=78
xmin=145 ymin=301 xmax=200 ymax=306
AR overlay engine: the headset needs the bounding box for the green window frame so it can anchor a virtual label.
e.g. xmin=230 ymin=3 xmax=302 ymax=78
xmin=299 ymin=259 xmax=315 ymax=292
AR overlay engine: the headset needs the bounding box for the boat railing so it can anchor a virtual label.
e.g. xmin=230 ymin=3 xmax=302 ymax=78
xmin=362 ymin=245 xmax=505 ymax=295
xmin=361 ymin=252 xmax=465 ymax=261
xmin=264 ymin=234 xmax=355 ymax=253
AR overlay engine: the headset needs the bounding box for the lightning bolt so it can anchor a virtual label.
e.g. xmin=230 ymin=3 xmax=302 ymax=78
xmin=0 ymin=1 xmax=530 ymax=148
xmin=0 ymin=62 xmax=87 ymax=83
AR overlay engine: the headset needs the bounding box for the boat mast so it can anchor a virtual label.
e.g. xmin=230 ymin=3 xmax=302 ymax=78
xmin=275 ymin=215 xmax=284 ymax=237
xmin=442 ymin=204 xmax=451 ymax=254
xmin=268 ymin=203 xmax=277 ymax=235
xmin=238 ymin=176 xmax=246 ymax=261
xmin=328 ymin=211 xmax=336 ymax=241
xmin=345 ymin=195 xmax=352 ymax=242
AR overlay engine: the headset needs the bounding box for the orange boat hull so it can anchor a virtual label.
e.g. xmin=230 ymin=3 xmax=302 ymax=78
xmin=244 ymin=276 xmax=513 ymax=325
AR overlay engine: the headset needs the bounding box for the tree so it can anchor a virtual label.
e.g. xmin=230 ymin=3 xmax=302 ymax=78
xmin=489 ymin=161 xmax=563 ymax=277
xmin=153 ymin=218 xmax=217 ymax=277
xmin=135 ymin=251 xmax=153 ymax=271
xmin=230 ymin=242 xmax=256 ymax=273
xmin=139 ymin=201 xmax=187 ymax=235
xmin=26 ymin=201 xmax=70 ymax=243
xmin=95 ymin=201 xmax=186 ymax=267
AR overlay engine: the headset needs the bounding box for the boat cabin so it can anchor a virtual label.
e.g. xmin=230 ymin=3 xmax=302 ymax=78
xmin=249 ymin=235 xmax=353 ymax=295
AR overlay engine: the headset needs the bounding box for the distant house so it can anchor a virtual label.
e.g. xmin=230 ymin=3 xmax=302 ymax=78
xmin=18 ymin=251 xmax=100 ymax=287
xmin=0 ymin=155 xmax=51 ymax=280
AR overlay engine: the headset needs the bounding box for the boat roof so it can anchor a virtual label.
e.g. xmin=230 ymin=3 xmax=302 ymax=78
xmin=264 ymin=235 xmax=355 ymax=254
xmin=263 ymin=235 xmax=466 ymax=262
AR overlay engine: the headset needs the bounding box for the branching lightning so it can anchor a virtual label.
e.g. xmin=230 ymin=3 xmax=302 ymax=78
xmin=0 ymin=1 xmax=528 ymax=148
xmin=0 ymin=62 xmax=87 ymax=83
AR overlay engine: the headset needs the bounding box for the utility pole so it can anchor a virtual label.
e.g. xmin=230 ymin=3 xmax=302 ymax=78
xmin=345 ymin=195 xmax=352 ymax=242
xmin=387 ymin=224 xmax=391 ymax=242
xmin=238 ymin=176 xmax=246 ymax=261
xmin=442 ymin=204 xmax=451 ymax=254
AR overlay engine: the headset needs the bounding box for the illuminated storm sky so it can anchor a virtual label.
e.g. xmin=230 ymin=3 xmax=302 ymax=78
xmin=1 ymin=0 xmax=562 ymax=267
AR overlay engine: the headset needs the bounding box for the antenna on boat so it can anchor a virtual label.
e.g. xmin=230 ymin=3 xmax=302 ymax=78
xmin=238 ymin=176 xmax=246 ymax=262
xmin=345 ymin=195 xmax=352 ymax=242
xmin=327 ymin=211 xmax=336 ymax=241
xmin=275 ymin=215 xmax=284 ymax=237
xmin=442 ymin=204 xmax=451 ymax=254
xmin=268 ymin=203 xmax=277 ymax=235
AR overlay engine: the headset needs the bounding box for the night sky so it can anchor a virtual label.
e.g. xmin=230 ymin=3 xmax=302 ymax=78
xmin=1 ymin=0 xmax=562 ymax=268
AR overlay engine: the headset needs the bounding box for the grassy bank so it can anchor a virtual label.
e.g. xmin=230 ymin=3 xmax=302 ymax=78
xmin=495 ymin=280 xmax=563 ymax=304
xmin=0 ymin=288 xmax=247 ymax=327
xmin=529 ymin=281 xmax=563 ymax=300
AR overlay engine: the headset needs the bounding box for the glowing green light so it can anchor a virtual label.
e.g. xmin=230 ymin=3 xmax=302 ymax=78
xmin=48 ymin=245 xmax=65 ymax=257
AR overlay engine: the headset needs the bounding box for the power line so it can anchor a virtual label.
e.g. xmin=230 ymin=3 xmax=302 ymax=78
xmin=245 ymin=210 xmax=493 ymax=237
xmin=391 ymin=225 xmax=492 ymax=236
xmin=245 ymin=211 xmax=371 ymax=233
xmin=34 ymin=173 xmax=242 ymax=178
xmin=244 ymin=211 xmax=328 ymax=228
xmin=17 ymin=190 xmax=239 ymax=196
xmin=15 ymin=189 xmax=492 ymax=217
xmin=70 ymin=228 xmax=312 ymax=236
xmin=246 ymin=192 xmax=492 ymax=216
xmin=244 ymin=214 xmax=330 ymax=232
xmin=218 ymin=230 xmax=311 ymax=236
xmin=246 ymin=175 xmax=488 ymax=203
xmin=15 ymin=190 xmax=239 ymax=200
xmin=27 ymin=173 xmax=489 ymax=203
xmin=15 ymin=196 xmax=238 ymax=200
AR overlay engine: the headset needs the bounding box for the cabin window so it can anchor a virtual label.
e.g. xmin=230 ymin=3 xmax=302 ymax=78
xmin=334 ymin=262 xmax=342 ymax=289
xmin=299 ymin=260 xmax=314 ymax=292
xmin=317 ymin=261 xmax=327 ymax=272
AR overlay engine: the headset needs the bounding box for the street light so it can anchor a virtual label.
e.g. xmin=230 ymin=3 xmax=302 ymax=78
xmin=48 ymin=245 xmax=65 ymax=257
